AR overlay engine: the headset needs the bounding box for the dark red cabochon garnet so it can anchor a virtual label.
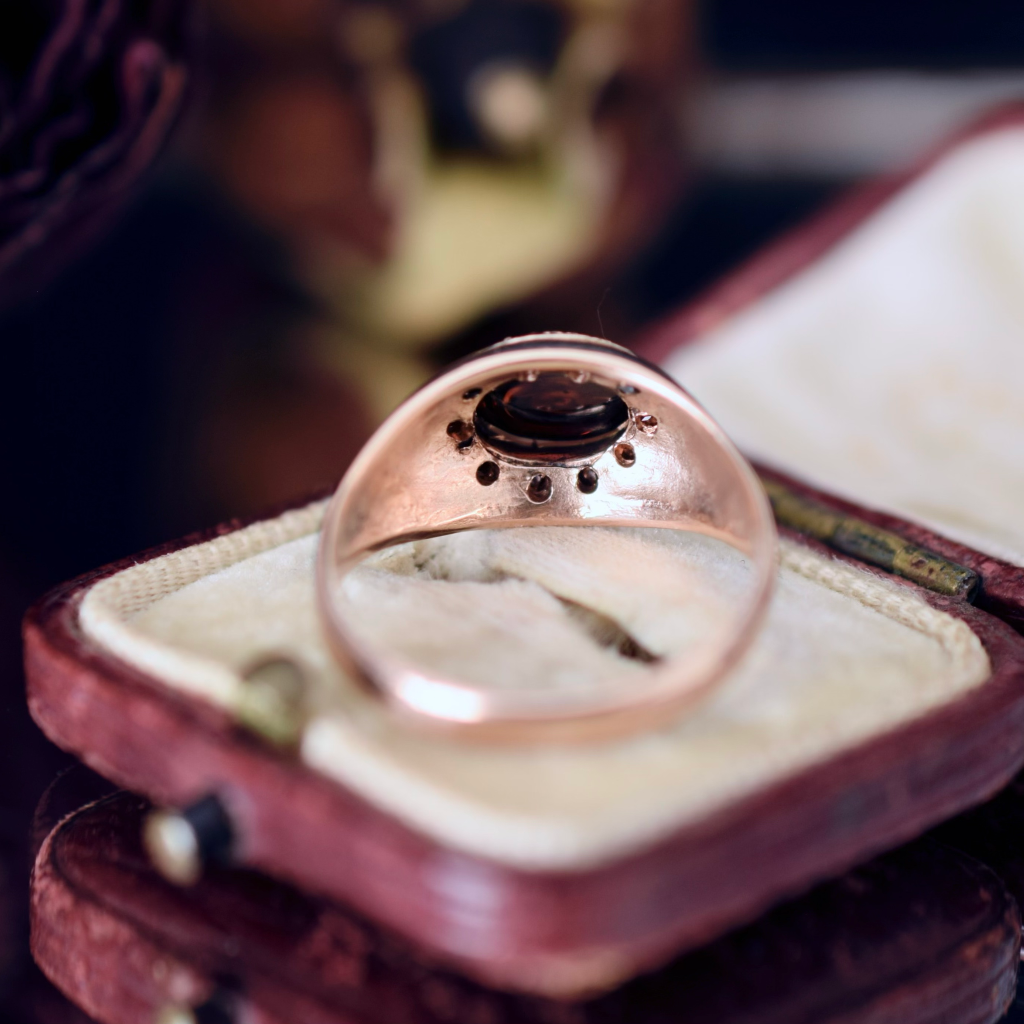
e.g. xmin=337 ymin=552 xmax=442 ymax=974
xmin=473 ymin=373 xmax=629 ymax=461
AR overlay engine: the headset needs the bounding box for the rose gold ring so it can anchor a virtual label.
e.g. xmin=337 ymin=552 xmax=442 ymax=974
xmin=317 ymin=333 xmax=776 ymax=741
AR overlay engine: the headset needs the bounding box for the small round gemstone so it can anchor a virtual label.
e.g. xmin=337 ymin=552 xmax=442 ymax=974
xmin=527 ymin=474 xmax=552 ymax=502
xmin=577 ymin=467 xmax=599 ymax=494
xmin=614 ymin=442 xmax=636 ymax=467
xmin=636 ymin=413 xmax=658 ymax=434
xmin=476 ymin=461 xmax=500 ymax=485
xmin=473 ymin=372 xmax=629 ymax=462
xmin=447 ymin=419 xmax=473 ymax=442
xmin=462 ymin=387 xmax=482 ymax=400
xmin=618 ymin=383 xmax=638 ymax=395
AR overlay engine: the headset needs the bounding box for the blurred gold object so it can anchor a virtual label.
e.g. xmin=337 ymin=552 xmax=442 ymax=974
xmin=469 ymin=62 xmax=550 ymax=152
xmin=329 ymin=3 xmax=625 ymax=351
xmin=310 ymin=1 xmax=691 ymax=420
xmin=204 ymin=0 xmax=691 ymax=362
xmin=191 ymin=0 xmax=692 ymax=516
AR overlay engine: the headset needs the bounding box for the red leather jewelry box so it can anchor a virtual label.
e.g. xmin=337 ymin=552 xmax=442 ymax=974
xmin=24 ymin=108 xmax=1024 ymax=999
xmin=639 ymin=105 xmax=1024 ymax=633
xmin=31 ymin=789 xmax=1020 ymax=1024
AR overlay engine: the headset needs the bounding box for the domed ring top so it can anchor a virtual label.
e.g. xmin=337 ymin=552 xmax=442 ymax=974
xmin=316 ymin=332 xmax=777 ymax=742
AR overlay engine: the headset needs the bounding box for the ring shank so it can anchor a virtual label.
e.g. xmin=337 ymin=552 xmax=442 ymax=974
xmin=317 ymin=334 xmax=777 ymax=741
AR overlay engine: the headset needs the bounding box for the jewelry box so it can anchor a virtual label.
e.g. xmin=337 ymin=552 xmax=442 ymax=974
xmin=25 ymin=106 xmax=1024 ymax=1000
xmin=31 ymin=786 xmax=1019 ymax=1023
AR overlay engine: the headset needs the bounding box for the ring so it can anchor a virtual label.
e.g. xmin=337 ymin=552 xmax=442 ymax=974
xmin=317 ymin=333 xmax=777 ymax=741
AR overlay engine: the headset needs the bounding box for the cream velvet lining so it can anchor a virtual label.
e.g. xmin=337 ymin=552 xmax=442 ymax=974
xmin=78 ymin=500 xmax=989 ymax=871
xmin=666 ymin=128 xmax=1024 ymax=565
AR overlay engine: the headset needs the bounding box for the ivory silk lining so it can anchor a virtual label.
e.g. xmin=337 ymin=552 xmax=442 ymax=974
xmin=79 ymin=500 xmax=989 ymax=871
xmin=667 ymin=127 xmax=1024 ymax=566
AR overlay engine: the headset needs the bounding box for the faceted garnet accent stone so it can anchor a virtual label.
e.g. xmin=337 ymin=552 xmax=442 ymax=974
xmin=527 ymin=474 xmax=553 ymax=502
xmin=476 ymin=461 xmax=500 ymax=485
xmin=577 ymin=467 xmax=599 ymax=493
xmin=614 ymin=442 xmax=636 ymax=466
xmin=447 ymin=419 xmax=474 ymax=441
xmin=473 ymin=373 xmax=629 ymax=461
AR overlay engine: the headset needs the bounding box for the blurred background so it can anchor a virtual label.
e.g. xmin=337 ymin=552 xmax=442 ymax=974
xmin=2 ymin=0 xmax=1024 ymax=1018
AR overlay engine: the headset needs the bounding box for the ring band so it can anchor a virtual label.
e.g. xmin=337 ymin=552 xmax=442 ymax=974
xmin=317 ymin=333 xmax=777 ymax=741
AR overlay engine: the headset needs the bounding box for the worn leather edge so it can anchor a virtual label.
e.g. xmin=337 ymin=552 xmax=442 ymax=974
xmin=30 ymin=794 xmax=1021 ymax=1024
xmin=30 ymin=802 xmax=210 ymax=1024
